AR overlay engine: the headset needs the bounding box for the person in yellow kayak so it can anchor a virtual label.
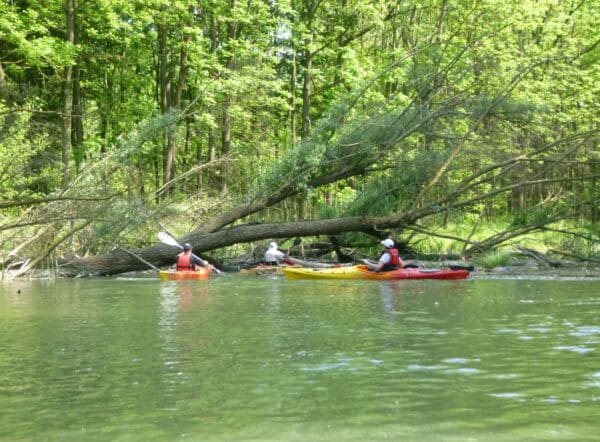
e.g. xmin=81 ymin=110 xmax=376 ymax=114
xmin=176 ymin=243 xmax=211 ymax=271
xmin=362 ymin=238 xmax=405 ymax=272
xmin=264 ymin=241 xmax=290 ymax=266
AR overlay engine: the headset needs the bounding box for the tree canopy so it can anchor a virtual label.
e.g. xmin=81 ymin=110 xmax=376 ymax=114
xmin=0 ymin=0 xmax=598 ymax=276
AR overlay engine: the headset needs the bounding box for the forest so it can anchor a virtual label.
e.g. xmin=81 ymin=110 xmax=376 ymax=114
xmin=0 ymin=0 xmax=598 ymax=277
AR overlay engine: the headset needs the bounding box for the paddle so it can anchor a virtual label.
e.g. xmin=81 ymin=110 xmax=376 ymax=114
xmin=107 ymin=241 xmax=161 ymax=272
xmin=158 ymin=231 xmax=222 ymax=274
xmin=281 ymin=237 xmax=302 ymax=265
xmin=289 ymin=237 xmax=302 ymax=251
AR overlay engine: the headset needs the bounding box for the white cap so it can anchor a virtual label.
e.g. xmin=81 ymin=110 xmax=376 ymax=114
xmin=269 ymin=242 xmax=278 ymax=249
xmin=381 ymin=238 xmax=394 ymax=248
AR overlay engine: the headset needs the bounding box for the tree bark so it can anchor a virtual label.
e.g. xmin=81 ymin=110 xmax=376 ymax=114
xmin=59 ymin=214 xmax=410 ymax=276
xmin=0 ymin=61 xmax=8 ymax=100
xmin=61 ymin=0 xmax=76 ymax=190
xmin=72 ymin=62 xmax=84 ymax=172
xmin=156 ymin=22 xmax=176 ymax=193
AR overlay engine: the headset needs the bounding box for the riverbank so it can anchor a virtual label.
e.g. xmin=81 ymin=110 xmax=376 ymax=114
xmin=3 ymin=256 xmax=600 ymax=280
xmin=471 ymin=266 xmax=600 ymax=279
xmin=406 ymin=257 xmax=600 ymax=280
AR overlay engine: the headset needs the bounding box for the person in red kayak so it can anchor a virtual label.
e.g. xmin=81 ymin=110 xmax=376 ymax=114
xmin=176 ymin=243 xmax=211 ymax=271
xmin=362 ymin=238 xmax=405 ymax=272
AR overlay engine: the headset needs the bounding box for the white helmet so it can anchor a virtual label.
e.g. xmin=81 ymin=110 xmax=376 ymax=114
xmin=381 ymin=238 xmax=394 ymax=248
xmin=269 ymin=241 xmax=278 ymax=249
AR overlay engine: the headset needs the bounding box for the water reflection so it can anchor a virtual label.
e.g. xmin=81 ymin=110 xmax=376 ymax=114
xmin=153 ymin=280 xmax=212 ymax=411
xmin=159 ymin=280 xmax=211 ymax=313
xmin=378 ymin=282 xmax=407 ymax=313
xmin=1 ymin=277 xmax=600 ymax=441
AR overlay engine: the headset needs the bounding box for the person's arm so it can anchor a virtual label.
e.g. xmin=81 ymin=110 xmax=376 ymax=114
xmin=398 ymin=256 xmax=405 ymax=268
xmin=192 ymin=255 xmax=208 ymax=268
xmin=361 ymin=258 xmax=384 ymax=271
xmin=371 ymin=261 xmax=385 ymax=271
xmin=191 ymin=253 xmax=222 ymax=274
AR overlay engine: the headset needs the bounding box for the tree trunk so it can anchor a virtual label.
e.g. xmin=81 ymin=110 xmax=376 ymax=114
xmin=300 ymin=0 xmax=317 ymax=140
xmin=0 ymin=61 xmax=8 ymax=100
xmin=156 ymin=22 xmax=176 ymax=195
xmin=590 ymin=152 xmax=598 ymax=222
xmin=300 ymin=46 xmax=312 ymax=140
xmin=219 ymin=0 xmax=238 ymax=194
xmin=61 ymin=0 xmax=76 ymax=190
xmin=289 ymin=49 xmax=297 ymax=147
xmin=59 ymin=214 xmax=407 ymax=276
xmin=72 ymin=60 xmax=84 ymax=173
xmin=220 ymin=101 xmax=231 ymax=194
xmin=161 ymin=28 xmax=191 ymax=196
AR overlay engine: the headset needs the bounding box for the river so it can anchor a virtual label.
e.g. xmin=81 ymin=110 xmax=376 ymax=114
xmin=1 ymin=274 xmax=599 ymax=441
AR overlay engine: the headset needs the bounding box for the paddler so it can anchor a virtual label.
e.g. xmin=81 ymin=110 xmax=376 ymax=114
xmin=264 ymin=241 xmax=290 ymax=266
xmin=176 ymin=243 xmax=212 ymax=271
xmin=362 ymin=238 xmax=405 ymax=272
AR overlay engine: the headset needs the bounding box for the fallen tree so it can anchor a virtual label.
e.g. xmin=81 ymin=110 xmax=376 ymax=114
xmin=58 ymin=216 xmax=404 ymax=276
xmin=59 ymin=173 xmax=599 ymax=276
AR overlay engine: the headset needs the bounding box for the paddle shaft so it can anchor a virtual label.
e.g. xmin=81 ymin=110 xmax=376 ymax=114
xmin=158 ymin=230 xmax=221 ymax=273
xmin=108 ymin=241 xmax=161 ymax=272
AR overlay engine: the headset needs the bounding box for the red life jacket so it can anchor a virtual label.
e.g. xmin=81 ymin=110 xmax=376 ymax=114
xmin=177 ymin=253 xmax=197 ymax=271
xmin=380 ymin=248 xmax=401 ymax=269
xmin=387 ymin=248 xmax=400 ymax=266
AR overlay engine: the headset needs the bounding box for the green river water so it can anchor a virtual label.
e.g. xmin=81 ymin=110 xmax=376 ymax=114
xmin=1 ymin=274 xmax=599 ymax=441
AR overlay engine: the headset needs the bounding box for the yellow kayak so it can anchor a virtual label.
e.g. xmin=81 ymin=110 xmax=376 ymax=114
xmin=240 ymin=263 xmax=306 ymax=275
xmin=158 ymin=268 xmax=211 ymax=280
xmin=282 ymin=265 xmax=469 ymax=280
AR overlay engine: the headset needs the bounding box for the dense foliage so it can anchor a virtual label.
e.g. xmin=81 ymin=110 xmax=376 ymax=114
xmin=1 ymin=0 xmax=598 ymax=269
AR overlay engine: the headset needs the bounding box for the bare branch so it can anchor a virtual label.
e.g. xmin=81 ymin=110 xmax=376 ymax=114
xmin=0 ymin=194 xmax=120 ymax=210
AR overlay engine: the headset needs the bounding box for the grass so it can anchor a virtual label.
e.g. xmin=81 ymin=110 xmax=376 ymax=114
xmin=475 ymin=250 xmax=513 ymax=269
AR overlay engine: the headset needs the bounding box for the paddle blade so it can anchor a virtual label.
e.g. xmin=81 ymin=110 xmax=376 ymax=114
xmin=158 ymin=231 xmax=183 ymax=249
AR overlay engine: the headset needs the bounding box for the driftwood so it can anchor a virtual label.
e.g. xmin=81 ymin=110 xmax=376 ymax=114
xmin=514 ymin=246 xmax=574 ymax=268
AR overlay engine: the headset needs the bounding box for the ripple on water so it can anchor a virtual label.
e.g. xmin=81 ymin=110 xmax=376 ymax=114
xmin=447 ymin=367 xmax=480 ymax=375
xmin=528 ymin=326 xmax=551 ymax=333
xmin=497 ymin=328 xmax=522 ymax=334
xmin=442 ymin=358 xmax=469 ymax=364
xmin=585 ymin=372 xmax=600 ymax=388
xmin=300 ymin=361 xmax=349 ymax=372
xmin=553 ymin=345 xmax=595 ymax=354
xmin=569 ymin=326 xmax=600 ymax=337
xmin=441 ymin=358 xmax=481 ymax=374
xmin=407 ymin=364 xmax=446 ymax=371
xmin=492 ymin=373 xmax=519 ymax=380
xmin=490 ymin=392 xmax=525 ymax=400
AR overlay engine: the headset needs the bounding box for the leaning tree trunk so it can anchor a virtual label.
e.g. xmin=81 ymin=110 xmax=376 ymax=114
xmin=59 ymin=214 xmax=414 ymax=276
